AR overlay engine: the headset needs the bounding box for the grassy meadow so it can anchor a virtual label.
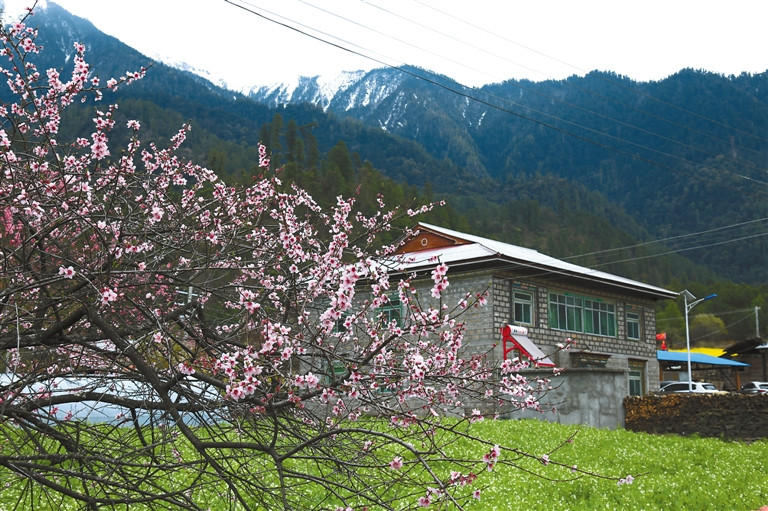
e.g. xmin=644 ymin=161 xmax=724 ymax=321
xmin=469 ymin=419 xmax=768 ymax=510
xmin=0 ymin=418 xmax=766 ymax=510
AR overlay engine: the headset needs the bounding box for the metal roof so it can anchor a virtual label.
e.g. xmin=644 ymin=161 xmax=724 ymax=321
xmin=395 ymin=223 xmax=678 ymax=300
xmin=657 ymin=350 xmax=750 ymax=367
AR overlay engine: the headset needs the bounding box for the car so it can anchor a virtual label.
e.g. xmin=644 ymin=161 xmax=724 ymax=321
xmin=0 ymin=373 xmax=222 ymax=424
xmin=659 ymin=381 xmax=720 ymax=393
xmin=740 ymin=381 xmax=768 ymax=394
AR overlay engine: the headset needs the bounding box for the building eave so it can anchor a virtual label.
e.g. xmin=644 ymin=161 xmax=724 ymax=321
xmin=391 ymin=223 xmax=677 ymax=302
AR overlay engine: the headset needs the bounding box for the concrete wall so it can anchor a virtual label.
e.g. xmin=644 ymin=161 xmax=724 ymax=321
xmin=536 ymin=369 xmax=628 ymax=428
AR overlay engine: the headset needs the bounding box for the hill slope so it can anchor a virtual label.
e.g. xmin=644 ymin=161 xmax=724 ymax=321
xmin=9 ymin=2 xmax=757 ymax=289
xmin=248 ymin=66 xmax=768 ymax=284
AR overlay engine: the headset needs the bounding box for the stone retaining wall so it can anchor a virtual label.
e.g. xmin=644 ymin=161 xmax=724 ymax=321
xmin=624 ymin=393 xmax=768 ymax=439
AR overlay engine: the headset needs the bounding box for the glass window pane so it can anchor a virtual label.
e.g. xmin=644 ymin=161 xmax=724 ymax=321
xmin=627 ymin=312 xmax=640 ymax=340
xmin=513 ymin=292 xmax=532 ymax=325
xmin=629 ymin=368 xmax=643 ymax=396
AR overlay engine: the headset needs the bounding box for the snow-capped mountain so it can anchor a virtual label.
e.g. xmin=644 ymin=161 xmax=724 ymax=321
xmin=244 ymin=65 xmax=470 ymax=129
xmin=245 ymin=65 xmax=483 ymax=174
xmin=244 ymin=71 xmax=365 ymax=110
xmin=246 ymin=69 xmax=398 ymax=112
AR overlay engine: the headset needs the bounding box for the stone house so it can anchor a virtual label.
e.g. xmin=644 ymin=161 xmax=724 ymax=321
xmin=392 ymin=223 xmax=678 ymax=428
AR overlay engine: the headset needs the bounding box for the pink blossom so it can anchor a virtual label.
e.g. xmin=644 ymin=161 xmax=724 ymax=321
xmin=58 ymin=265 xmax=75 ymax=278
xmin=150 ymin=206 xmax=164 ymax=222
xmin=389 ymin=456 xmax=403 ymax=470
xmin=618 ymin=475 xmax=635 ymax=486
xmin=483 ymin=445 xmax=500 ymax=470
xmin=90 ymin=132 xmax=110 ymax=160
xmin=100 ymin=287 xmax=118 ymax=305
xmin=177 ymin=362 xmax=195 ymax=375
xmin=304 ymin=372 xmax=319 ymax=388
xmin=226 ymin=385 xmax=244 ymax=401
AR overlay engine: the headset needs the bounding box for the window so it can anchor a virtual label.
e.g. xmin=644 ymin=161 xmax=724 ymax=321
xmin=548 ymin=294 xmax=583 ymax=332
xmin=176 ymin=286 xmax=199 ymax=306
xmin=175 ymin=286 xmax=199 ymax=319
xmin=629 ymin=361 xmax=645 ymax=396
xmin=626 ymin=311 xmax=641 ymax=340
xmin=548 ymin=292 xmax=615 ymax=337
xmin=628 ymin=369 xmax=643 ymax=396
xmin=377 ymin=295 xmax=404 ymax=327
xmin=512 ymin=291 xmax=533 ymax=325
xmin=323 ymin=359 xmax=347 ymax=385
xmin=584 ymin=299 xmax=616 ymax=336
xmin=333 ymin=312 xmax=349 ymax=334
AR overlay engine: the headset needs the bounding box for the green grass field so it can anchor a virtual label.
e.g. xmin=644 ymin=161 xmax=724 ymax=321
xmin=470 ymin=419 xmax=768 ymax=510
xmin=1 ymin=418 xmax=766 ymax=510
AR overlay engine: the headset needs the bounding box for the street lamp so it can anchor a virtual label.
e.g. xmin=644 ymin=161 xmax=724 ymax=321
xmin=680 ymin=290 xmax=717 ymax=392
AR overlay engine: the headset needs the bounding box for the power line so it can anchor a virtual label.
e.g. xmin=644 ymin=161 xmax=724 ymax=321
xmin=589 ymin=231 xmax=768 ymax=269
xmin=374 ymin=0 xmax=768 ymax=173
xmin=225 ymin=0 xmax=768 ymax=278
xmin=300 ymin=0 xmax=500 ymax=85
xmin=414 ymin=0 xmax=768 ymax=150
xmin=358 ymin=0 xmax=768 ymax=171
xmin=566 ymin=217 xmax=768 ymax=261
xmin=225 ymin=0 xmax=768 ymax=200
xmin=227 ymin=0 xmax=768 ymax=172
xmin=307 ymin=0 xmax=768 ymax=175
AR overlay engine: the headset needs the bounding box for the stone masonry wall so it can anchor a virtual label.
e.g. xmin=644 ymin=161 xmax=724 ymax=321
xmin=494 ymin=272 xmax=662 ymax=394
xmin=402 ymin=268 xmax=666 ymax=427
xmin=418 ymin=269 xmax=497 ymax=357
xmin=410 ymin=269 xmax=660 ymax=362
xmin=625 ymin=393 xmax=768 ymax=439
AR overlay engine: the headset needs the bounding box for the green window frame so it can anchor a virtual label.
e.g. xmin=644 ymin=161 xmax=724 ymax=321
xmin=512 ymin=291 xmax=533 ymax=325
xmin=628 ymin=361 xmax=645 ymax=396
xmin=584 ymin=299 xmax=616 ymax=336
xmin=548 ymin=292 xmax=616 ymax=337
xmin=377 ymin=295 xmax=404 ymax=327
xmin=324 ymin=359 xmax=347 ymax=385
xmin=626 ymin=311 xmax=641 ymax=340
xmin=628 ymin=369 xmax=643 ymax=396
xmin=548 ymin=293 xmax=583 ymax=332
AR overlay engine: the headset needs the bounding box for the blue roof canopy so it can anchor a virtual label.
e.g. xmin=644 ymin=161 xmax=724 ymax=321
xmin=657 ymin=350 xmax=749 ymax=367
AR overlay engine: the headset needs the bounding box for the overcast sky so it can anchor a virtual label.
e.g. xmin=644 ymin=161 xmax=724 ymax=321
xmin=11 ymin=0 xmax=768 ymax=89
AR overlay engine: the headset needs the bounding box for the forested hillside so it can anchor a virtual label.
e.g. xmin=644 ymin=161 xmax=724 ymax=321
xmin=266 ymin=67 xmax=767 ymax=285
xmin=16 ymin=3 xmax=768 ymax=343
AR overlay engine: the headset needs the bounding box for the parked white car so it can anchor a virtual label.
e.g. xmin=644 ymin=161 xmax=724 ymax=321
xmin=659 ymin=381 xmax=720 ymax=393
xmin=740 ymin=381 xmax=768 ymax=394
xmin=0 ymin=373 xmax=222 ymax=424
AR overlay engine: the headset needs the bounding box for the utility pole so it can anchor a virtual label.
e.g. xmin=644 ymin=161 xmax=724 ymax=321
xmin=756 ymin=306 xmax=760 ymax=339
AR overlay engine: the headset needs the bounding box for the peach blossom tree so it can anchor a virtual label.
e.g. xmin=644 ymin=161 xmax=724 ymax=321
xmin=0 ymin=9 xmax=631 ymax=510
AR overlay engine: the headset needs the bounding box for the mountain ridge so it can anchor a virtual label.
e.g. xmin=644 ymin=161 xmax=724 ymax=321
xmin=247 ymin=66 xmax=768 ymax=284
xmin=6 ymin=1 xmax=768 ymax=288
